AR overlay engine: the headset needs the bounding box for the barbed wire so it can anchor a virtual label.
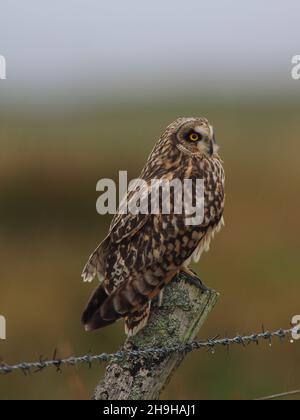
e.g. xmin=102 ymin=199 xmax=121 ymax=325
xmin=0 ymin=326 xmax=298 ymax=376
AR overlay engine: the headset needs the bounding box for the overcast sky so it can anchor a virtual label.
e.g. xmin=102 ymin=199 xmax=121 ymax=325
xmin=0 ymin=0 xmax=299 ymax=104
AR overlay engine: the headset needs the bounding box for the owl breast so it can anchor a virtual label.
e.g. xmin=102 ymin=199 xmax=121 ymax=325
xmin=187 ymin=154 xmax=225 ymax=264
xmin=105 ymin=153 xmax=225 ymax=291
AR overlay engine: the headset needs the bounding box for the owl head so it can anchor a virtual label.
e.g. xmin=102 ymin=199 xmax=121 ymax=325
xmin=168 ymin=117 xmax=219 ymax=157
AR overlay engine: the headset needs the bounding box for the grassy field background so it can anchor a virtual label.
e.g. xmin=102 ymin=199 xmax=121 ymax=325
xmin=0 ymin=98 xmax=300 ymax=399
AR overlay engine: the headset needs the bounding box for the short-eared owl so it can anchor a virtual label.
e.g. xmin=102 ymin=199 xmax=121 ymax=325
xmin=82 ymin=117 xmax=225 ymax=336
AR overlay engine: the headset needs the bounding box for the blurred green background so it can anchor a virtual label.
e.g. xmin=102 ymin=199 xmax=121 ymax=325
xmin=1 ymin=99 xmax=300 ymax=400
xmin=1 ymin=0 xmax=300 ymax=400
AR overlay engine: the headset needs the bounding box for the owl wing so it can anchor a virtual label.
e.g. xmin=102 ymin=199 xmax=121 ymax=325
xmin=108 ymin=178 xmax=152 ymax=243
xmin=81 ymin=178 xmax=160 ymax=331
xmin=82 ymin=177 xmax=154 ymax=282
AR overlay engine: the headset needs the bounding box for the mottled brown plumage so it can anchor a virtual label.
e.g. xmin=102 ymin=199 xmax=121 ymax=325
xmin=82 ymin=117 xmax=225 ymax=336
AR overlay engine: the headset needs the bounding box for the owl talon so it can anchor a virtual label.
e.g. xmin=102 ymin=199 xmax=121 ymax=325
xmin=179 ymin=271 xmax=210 ymax=293
xmin=191 ymin=277 xmax=210 ymax=293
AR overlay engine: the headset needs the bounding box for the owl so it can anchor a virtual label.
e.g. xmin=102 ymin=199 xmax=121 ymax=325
xmin=82 ymin=117 xmax=225 ymax=336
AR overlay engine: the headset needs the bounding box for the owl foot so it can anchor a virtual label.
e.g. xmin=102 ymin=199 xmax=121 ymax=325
xmin=179 ymin=268 xmax=210 ymax=293
xmin=184 ymin=275 xmax=209 ymax=293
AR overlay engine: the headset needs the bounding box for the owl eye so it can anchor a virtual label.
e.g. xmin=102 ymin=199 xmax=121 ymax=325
xmin=188 ymin=132 xmax=201 ymax=142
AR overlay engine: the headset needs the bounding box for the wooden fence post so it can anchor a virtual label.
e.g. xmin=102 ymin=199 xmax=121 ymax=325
xmin=93 ymin=273 xmax=219 ymax=400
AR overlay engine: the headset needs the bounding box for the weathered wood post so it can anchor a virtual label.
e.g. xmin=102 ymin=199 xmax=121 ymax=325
xmin=93 ymin=273 xmax=219 ymax=400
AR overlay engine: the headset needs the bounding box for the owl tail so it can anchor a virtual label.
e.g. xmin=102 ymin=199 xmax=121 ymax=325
xmin=81 ymin=284 xmax=118 ymax=331
xmin=82 ymin=282 xmax=153 ymax=335
xmin=125 ymin=302 xmax=151 ymax=337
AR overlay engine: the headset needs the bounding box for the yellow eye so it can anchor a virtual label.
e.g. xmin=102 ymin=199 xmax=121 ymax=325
xmin=189 ymin=132 xmax=199 ymax=142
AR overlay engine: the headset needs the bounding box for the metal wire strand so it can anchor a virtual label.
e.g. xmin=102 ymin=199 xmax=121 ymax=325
xmin=0 ymin=327 xmax=298 ymax=376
